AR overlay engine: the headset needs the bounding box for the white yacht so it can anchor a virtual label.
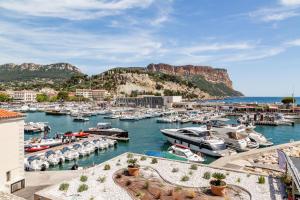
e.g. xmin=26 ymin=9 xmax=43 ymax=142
xmin=168 ymin=144 xmax=205 ymax=163
xmin=160 ymin=127 xmax=236 ymax=157
xmin=209 ymin=120 xmax=272 ymax=148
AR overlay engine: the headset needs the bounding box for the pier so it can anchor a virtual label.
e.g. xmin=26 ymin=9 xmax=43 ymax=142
xmin=25 ymin=134 xmax=116 ymax=157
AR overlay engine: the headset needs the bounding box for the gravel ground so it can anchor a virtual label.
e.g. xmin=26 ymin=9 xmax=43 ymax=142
xmin=36 ymin=153 xmax=285 ymax=200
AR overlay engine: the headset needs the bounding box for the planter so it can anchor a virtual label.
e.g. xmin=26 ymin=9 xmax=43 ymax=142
xmin=128 ymin=167 xmax=140 ymax=176
xmin=210 ymin=181 xmax=227 ymax=196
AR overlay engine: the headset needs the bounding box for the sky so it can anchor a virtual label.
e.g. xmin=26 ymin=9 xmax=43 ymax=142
xmin=0 ymin=0 xmax=300 ymax=96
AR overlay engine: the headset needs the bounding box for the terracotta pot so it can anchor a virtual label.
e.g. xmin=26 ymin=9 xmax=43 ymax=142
xmin=210 ymin=181 xmax=227 ymax=196
xmin=128 ymin=167 xmax=140 ymax=176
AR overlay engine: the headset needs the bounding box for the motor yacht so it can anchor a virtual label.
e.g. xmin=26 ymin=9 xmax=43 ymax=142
xmin=209 ymin=120 xmax=272 ymax=148
xmin=168 ymin=144 xmax=205 ymax=163
xmin=160 ymin=127 xmax=236 ymax=157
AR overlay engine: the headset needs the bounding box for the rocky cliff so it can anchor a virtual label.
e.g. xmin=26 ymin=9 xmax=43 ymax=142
xmin=147 ymin=63 xmax=233 ymax=88
xmin=0 ymin=63 xmax=82 ymax=82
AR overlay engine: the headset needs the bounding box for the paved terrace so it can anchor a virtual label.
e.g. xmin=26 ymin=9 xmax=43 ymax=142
xmin=210 ymin=140 xmax=300 ymax=172
xmin=34 ymin=153 xmax=285 ymax=200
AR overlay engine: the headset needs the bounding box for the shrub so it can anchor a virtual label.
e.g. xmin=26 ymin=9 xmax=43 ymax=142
xmin=116 ymin=162 xmax=121 ymax=166
xmin=143 ymin=181 xmax=149 ymax=189
xmin=127 ymin=158 xmax=139 ymax=168
xmin=236 ymin=178 xmax=241 ymax=183
xmin=151 ymin=158 xmax=158 ymax=164
xmin=258 ymin=176 xmax=265 ymax=184
xmin=97 ymin=176 xmax=106 ymax=183
xmin=59 ymin=183 xmax=69 ymax=192
xmin=247 ymin=174 xmax=251 ymax=178
xmin=190 ymin=164 xmax=198 ymax=170
xmin=211 ymin=173 xmax=226 ymax=186
xmin=172 ymin=168 xmax=179 ymax=173
xmin=181 ymin=175 xmax=190 ymax=182
xmin=127 ymin=153 xmax=133 ymax=158
xmin=104 ymin=164 xmax=111 ymax=170
xmin=77 ymin=184 xmax=88 ymax=192
xmin=188 ymin=171 xmax=193 ymax=176
xmin=140 ymin=156 xmax=147 ymax=161
xmin=80 ymin=175 xmax=88 ymax=182
xmin=203 ymin=172 xmax=211 ymax=180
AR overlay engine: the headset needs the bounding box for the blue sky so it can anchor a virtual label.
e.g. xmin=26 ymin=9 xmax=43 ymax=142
xmin=0 ymin=0 xmax=300 ymax=96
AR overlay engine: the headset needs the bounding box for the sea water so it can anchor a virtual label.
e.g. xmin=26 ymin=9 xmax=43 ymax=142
xmin=25 ymin=109 xmax=300 ymax=170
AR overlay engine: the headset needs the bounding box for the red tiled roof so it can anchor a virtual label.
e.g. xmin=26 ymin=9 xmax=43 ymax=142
xmin=0 ymin=109 xmax=23 ymax=119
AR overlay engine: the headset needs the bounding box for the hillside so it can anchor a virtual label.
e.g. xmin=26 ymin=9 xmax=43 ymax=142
xmin=64 ymin=65 xmax=242 ymax=99
xmin=0 ymin=63 xmax=82 ymax=82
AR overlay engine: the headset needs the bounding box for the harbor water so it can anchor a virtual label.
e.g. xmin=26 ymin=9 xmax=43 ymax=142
xmin=25 ymin=111 xmax=300 ymax=170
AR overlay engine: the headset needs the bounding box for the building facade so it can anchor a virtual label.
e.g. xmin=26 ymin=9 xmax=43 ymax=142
xmin=115 ymin=95 xmax=182 ymax=108
xmin=0 ymin=110 xmax=25 ymax=193
xmin=12 ymin=91 xmax=38 ymax=102
xmin=75 ymin=89 xmax=109 ymax=101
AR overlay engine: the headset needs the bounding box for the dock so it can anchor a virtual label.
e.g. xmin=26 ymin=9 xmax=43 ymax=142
xmin=25 ymin=134 xmax=115 ymax=157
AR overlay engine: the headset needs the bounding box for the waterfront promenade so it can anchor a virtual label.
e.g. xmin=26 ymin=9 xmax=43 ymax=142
xmin=210 ymin=141 xmax=300 ymax=175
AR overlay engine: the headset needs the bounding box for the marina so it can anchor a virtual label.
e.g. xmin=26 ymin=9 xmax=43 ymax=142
xmin=16 ymin=100 xmax=300 ymax=172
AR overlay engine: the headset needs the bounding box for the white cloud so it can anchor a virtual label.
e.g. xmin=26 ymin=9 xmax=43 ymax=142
xmin=285 ymin=38 xmax=300 ymax=46
xmin=183 ymin=42 xmax=255 ymax=54
xmin=249 ymin=7 xmax=299 ymax=22
xmin=280 ymin=0 xmax=300 ymax=6
xmin=0 ymin=0 xmax=155 ymax=20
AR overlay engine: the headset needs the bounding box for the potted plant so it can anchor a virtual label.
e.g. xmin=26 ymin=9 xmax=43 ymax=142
xmin=127 ymin=158 xmax=140 ymax=176
xmin=210 ymin=173 xmax=227 ymax=196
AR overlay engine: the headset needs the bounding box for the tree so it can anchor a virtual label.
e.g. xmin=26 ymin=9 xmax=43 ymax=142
xmin=36 ymin=93 xmax=49 ymax=102
xmin=0 ymin=93 xmax=11 ymax=102
xmin=282 ymin=97 xmax=296 ymax=104
xmin=57 ymin=91 xmax=69 ymax=101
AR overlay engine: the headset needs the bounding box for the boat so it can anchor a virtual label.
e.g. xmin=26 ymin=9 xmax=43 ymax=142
xmin=25 ymin=145 xmax=50 ymax=153
xmin=85 ymin=123 xmax=128 ymax=139
xmin=168 ymin=144 xmax=205 ymax=163
xmin=24 ymin=138 xmax=62 ymax=148
xmin=64 ymin=131 xmax=89 ymax=138
xmin=24 ymin=122 xmax=51 ymax=134
xmin=44 ymin=150 xmax=60 ymax=166
xmin=24 ymin=156 xmax=49 ymax=171
xmin=45 ymin=110 xmax=68 ymax=115
xmin=72 ymin=144 xmax=88 ymax=157
xmin=145 ymin=151 xmax=188 ymax=162
xmin=160 ymin=127 xmax=236 ymax=157
xmin=61 ymin=147 xmax=79 ymax=161
xmin=73 ymin=116 xmax=89 ymax=122
xmin=82 ymin=141 xmax=95 ymax=154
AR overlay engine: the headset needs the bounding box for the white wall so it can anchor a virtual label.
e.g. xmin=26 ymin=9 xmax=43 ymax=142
xmin=0 ymin=118 xmax=24 ymax=193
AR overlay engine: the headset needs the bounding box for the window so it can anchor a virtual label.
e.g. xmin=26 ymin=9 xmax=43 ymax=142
xmin=6 ymin=171 xmax=11 ymax=182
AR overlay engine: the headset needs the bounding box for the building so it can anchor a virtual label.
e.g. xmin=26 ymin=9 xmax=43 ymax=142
xmin=12 ymin=91 xmax=38 ymax=102
xmin=76 ymin=89 xmax=109 ymax=101
xmin=39 ymin=88 xmax=57 ymax=98
xmin=0 ymin=109 xmax=25 ymax=193
xmin=163 ymin=96 xmax=182 ymax=108
xmin=91 ymin=89 xmax=109 ymax=101
xmin=75 ymin=89 xmax=92 ymax=99
xmin=115 ymin=95 xmax=182 ymax=108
